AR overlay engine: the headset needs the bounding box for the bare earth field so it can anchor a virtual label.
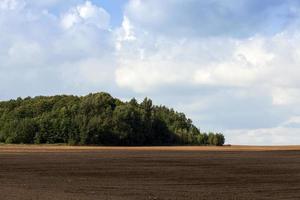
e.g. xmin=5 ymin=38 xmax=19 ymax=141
xmin=0 ymin=145 xmax=300 ymax=200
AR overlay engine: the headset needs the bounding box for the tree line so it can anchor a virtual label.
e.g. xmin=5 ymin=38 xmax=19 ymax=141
xmin=0 ymin=92 xmax=225 ymax=146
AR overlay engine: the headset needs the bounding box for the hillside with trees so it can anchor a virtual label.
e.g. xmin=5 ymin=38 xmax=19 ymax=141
xmin=0 ymin=92 xmax=225 ymax=146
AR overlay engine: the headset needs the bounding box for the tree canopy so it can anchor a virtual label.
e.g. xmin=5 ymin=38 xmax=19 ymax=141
xmin=0 ymin=92 xmax=225 ymax=146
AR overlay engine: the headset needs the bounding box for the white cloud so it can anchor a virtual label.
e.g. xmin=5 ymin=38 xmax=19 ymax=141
xmin=7 ymin=41 xmax=43 ymax=66
xmin=115 ymin=26 xmax=300 ymax=91
xmin=194 ymin=60 xmax=259 ymax=87
xmin=60 ymin=57 xmax=116 ymax=87
xmin=272 ymin=87 xmax=300 ymax=106
xmin=116 ymin=14 xmax=300 ymax=96
xmin=116 ymin=59 xmax=189 ymax=92
xmin=234 ymin=37 xmax=274 ymax=66
xmin=0 ymin=0 xmax=25 ymax=10
xmin=0 ymin=0 xmax=116 ymax=99
xmin=115 ymin=36 xmax=203 ymax=92
xmin=193 ymin=37 xmax=275 ymax=87
xmin=61 ymin=1 xmax=110 ymax=30
xmin=115 ymin=16 xmax=136 ymax=50
xmin=61 ymin=11 xmax=80 ymax=29
xmin=114 ymin=0 xmax=300 ymax=145
xmin=116 ymin=0 xmax=300 ymax=94
xmin=281 ymin=116 xmax=300 ymax=128
xmin=226 ymin=127 xmax=300 ymax=145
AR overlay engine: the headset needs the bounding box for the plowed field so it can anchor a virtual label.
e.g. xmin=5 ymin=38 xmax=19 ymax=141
xmin=1 ymin=145 xmax=300 ymax=200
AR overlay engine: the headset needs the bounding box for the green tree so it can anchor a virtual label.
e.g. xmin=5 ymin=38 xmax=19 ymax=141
xmin=0 ymin=92 xmax=225 ymax=146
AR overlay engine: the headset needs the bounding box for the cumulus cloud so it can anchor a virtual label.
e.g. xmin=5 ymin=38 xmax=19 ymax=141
xmin=0 ymin=0 xmax=25 ymax=10
xmin=0 ymin=0 xmax=116 ymax=99
xmin=114 ymin=0 xmax=300 ymax=144
xmin=226 ymin=127 xmax=300 ymax=145
xmin=115 ymin=25 xmax=300 ymax=92
xmin=272 ymin=87 xmax=300 ymax=106
xmin=116 ymin=0 xmax=300 ymax=94
xmin=61 ymin=1 xmax=110 ymax=30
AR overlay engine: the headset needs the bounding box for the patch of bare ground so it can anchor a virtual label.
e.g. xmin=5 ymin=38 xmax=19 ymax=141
xmin=0 ymin=145 xmax=300 ymax=199
xmin=1 ymin=144 xmax=300 ymax=152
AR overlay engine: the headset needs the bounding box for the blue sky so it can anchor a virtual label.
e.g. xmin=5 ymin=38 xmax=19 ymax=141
xmin=1 ymin=0 xmax=300 ymax=145
xmin=93 ymin=0 xmax=127 ymax=27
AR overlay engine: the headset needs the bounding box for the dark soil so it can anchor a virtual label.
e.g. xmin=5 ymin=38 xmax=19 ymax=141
xmin=1 ymin=148 xmax=300 ymax=200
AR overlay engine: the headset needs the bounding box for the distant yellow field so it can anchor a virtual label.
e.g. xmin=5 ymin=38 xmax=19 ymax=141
xmin=0 ymin=144 xmax=300 ymax=153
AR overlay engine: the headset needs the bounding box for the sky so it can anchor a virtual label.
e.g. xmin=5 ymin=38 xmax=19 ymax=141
xmin=1 ymin=0 xmax=300 ymax=145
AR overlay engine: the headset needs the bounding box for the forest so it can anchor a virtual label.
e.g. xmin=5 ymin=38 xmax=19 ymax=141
xmin=0 ymin=92 xmax=225 ymax=146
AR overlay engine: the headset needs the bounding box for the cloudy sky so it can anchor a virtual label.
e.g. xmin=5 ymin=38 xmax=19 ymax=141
xmin=1 ymin=0 xmax=300 ymax=145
